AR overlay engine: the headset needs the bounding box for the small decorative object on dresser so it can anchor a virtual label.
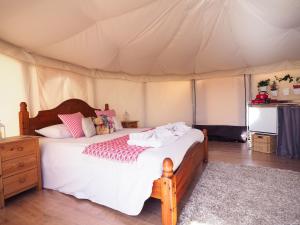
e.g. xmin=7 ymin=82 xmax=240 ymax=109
xmin=0 ymin=136 xmax=41 ymax=208
xmin=123 ymin=111 xmax=130 ymax=121
xmin=0 ymin=121 xmax=5 ymax=139
xmin=121 ymin=120 xmax=138 ymax=128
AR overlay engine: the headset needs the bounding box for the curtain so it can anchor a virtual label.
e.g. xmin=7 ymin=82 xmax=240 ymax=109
xmin=277 ymin=106 xmax=300 ymax=159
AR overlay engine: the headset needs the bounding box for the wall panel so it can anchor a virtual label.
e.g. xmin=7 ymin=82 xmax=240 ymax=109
xmin=95 ymin=79 xmax=145 ymax=127
xmin=0 ymin=54 xmax=27 ymax=136
xmin=145 ymin=81 xmax=192 ymax=127
xmin=196 ymin=76 xmax=246 ymax=126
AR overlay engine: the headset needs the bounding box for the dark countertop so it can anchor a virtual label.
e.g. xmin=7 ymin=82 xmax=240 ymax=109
xmin=248 ymin=103 xmax=300 ymax=107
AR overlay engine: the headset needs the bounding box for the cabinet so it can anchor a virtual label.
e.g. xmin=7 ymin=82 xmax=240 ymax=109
xmin=121 ymin=121 xmax=138 ymax=128
xmin=248 ymin=105 xmax=277 ymax=134
xmin=0 ymin=136 xmax=41 ymax=207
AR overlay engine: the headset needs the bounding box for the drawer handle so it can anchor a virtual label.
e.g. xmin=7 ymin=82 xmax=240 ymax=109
xmin=17 ymin=162 xmax=25 ymax=168
xmin=19 ymin=177 xmax=26 ymax=183
xmin=10 ymin=146 xmax=24 ymax=151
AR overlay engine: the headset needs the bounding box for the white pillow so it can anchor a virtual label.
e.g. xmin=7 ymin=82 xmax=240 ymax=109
xmin=82 ymin=117 xmax=96 ymax=137
xmin=113 ymin=116 xmax=123 ymax=130
xmin=35 ymin=124 xmax=72 ymax=138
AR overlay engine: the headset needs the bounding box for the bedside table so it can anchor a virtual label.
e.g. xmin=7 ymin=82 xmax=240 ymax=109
xmin=121 ymin=121 xmax=138 ymax=128
xmin=0 ymin=136 xmax=41 ymax=208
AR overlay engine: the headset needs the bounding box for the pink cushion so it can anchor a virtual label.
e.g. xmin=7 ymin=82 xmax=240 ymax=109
xmin=58 ymin=112 xmax=84 ymax=138
xmin=95 ymin=110 xmax=116 ymax=117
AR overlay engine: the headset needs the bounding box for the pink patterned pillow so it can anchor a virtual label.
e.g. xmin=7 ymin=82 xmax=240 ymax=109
xmin=58 ymin=112 xmax=84 ymax=138
xmin=95 ymin=110 xmax=116 ymax=117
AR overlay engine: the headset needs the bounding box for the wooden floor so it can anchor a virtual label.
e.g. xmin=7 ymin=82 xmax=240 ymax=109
xmin=1 ymin=141 xmax=299 ymax=225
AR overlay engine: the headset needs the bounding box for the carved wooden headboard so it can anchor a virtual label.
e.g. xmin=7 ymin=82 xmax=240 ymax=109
xmin=19 ymin=99 xmax=109 ymax=135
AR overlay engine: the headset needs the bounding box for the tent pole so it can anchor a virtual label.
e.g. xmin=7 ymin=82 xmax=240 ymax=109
xmin=244 ymin=74 xmax=252 ymax=144
xmin=191 ymin=79 xmax=196 ymax=126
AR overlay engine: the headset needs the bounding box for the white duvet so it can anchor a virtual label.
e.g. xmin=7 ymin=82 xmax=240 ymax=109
xmin=40 ymin=128 xmax=204 ymax=215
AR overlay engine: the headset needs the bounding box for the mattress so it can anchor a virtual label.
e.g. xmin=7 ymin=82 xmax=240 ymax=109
xmin=39 ymin=128 xmax=204 ymax=215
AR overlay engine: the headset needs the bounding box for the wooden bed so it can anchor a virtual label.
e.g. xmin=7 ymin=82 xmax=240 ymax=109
xmin=19 ymin=99 xmax=208 ymax=225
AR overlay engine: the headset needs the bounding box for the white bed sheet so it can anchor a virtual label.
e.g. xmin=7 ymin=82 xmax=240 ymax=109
xmin=40 ymin=128 xmax=204 ymax=215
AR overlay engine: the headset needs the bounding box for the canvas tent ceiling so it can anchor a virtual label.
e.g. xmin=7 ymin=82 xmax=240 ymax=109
xmin=0 ymin=0 xmax=300 ymax=80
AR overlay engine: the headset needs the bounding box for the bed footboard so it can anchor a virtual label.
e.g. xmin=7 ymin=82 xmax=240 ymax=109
xmin=161 ymin=158 xmax=177 ymax=225
xmin=152 ymin=129 xmax=208 ymax=225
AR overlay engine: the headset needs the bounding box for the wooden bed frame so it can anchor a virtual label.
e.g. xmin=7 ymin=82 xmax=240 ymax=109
xmin=19 ymin=99 xmax=208 ymax=225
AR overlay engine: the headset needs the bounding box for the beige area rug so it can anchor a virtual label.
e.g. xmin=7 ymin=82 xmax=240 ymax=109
xmin=179 ymin=162 xmax=300 ymax=225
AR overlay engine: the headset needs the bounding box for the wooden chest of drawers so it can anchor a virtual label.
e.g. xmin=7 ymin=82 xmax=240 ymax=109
xmin=121 ymin=121 xmax=138 ymax=128
xmin=0 ymin=136 xmax=41 ymax=207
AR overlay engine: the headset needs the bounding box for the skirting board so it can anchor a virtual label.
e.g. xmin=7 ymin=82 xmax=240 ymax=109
xmin=193 ymin=125 xmax=247 ymax=143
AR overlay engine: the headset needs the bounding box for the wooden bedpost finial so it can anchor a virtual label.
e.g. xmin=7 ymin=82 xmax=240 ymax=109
xmin=162 ymin=158 xmax=173 ymax=178
xmin=20 ymin=102 xmax=27 ymax=111
xmin=105 ymin=103 xmax=109 ymax=110
xmin=161 ymin=158 xmax=177 ymax=225
xmin=19 ymin=102 xmax=29 ymax=135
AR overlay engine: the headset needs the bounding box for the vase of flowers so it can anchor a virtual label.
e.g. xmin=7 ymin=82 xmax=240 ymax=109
xmin=257 ymin=79 xmax=270 ymax=92
xmin=276 ymin=74 xmax=294 ymax=96
xmin=269 ymin=80 xmax=278 ymax=96
xmin=270 ymin=80 xmax=278 ymax=96
xmin=293 ymin=77 xmax=300 ymax=95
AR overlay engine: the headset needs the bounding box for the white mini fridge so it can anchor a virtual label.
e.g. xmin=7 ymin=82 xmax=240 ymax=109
xmin=248 ymin=106 xmax=278 ymax=134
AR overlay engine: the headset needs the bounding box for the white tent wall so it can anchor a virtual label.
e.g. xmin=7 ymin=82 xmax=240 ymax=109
xmin=34 ymin=67 xmax=96 ymax=113
xmin=144 ymin=81 xmax=193 ymax=127
xmin=195 ymin=76 xmax=246 ymax=126
xmin=94 ymin=79 xmax=145 ymax=127
xmin=0 ymin=54 xmax=27 ymax=137
xmin=0 ymin=52 xmax=146 ymax=136
xmin=1 ymin=38 xmax=300 ymax=82
xmin=0 ymin=53 xmax=300 ymax=137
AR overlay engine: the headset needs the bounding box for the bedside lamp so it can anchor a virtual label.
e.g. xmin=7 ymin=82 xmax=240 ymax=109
xmin=0 ymin=121 xmax=6 ymax=139
xmin=124 ymin=111 xmax=130 ymax=121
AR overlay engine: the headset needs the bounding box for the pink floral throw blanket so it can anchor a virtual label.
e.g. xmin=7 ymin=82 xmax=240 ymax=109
xmin=83 ymin=135 xmax=148 ymax=163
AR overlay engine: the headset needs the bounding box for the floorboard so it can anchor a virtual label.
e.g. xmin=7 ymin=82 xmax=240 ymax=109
xmin=0 ymin=141 xmax=299 ymax=225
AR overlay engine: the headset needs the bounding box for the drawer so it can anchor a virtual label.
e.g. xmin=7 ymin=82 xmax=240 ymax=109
xmin=122 ymin=122 xmax=138 ymax=128
xmin=3 ymin=169 xmax=37 ymax=198
xmin=127 ymin=123 xmax=137 ymax=128
xmin=2 ymin=154 xmax=37 ymax=177
xmin=0 ymin=139 xmax=36 ymax=161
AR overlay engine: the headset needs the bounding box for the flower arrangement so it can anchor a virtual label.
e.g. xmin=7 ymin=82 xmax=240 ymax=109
xmin=257 ymin=79 xmax=270 ymax=91
xmin=276 ymin=74 xmax=294 ymax=83
xmin=275 ymin=74 xmax=295 ymax=95
xmin=294 ymin=77 xmax=300 ymax=88
xmin=269 ymin=80 xmax=278 ymax=91
xmin=293 ymin=77 xmax=300 ymax=94
xmin=269 ymin=80 xmax=278 ymax=96
xmin=257 ymin=74 xmax=300 ymax=96
xmin=257 ymin=79 xmax=270 ymax=88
